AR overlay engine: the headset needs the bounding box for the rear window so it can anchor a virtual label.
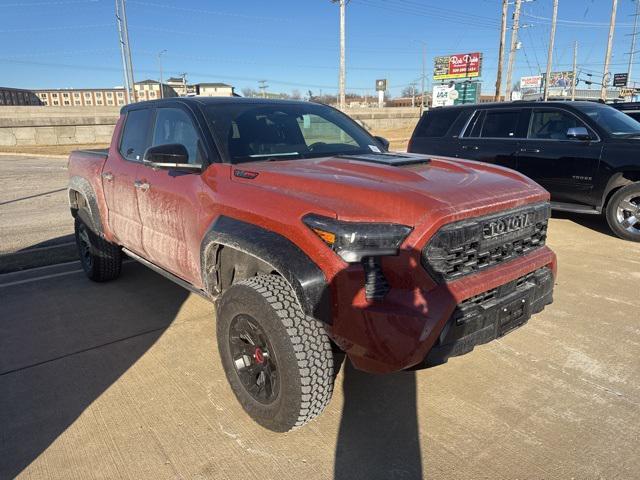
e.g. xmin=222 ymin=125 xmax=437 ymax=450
xmin=413 ymin=109 xmax=461 ymax=138
xmin=120 ymin=109 xmax=152 ymax=161
xmin=481 ymin=110 xmax=521 ymax=138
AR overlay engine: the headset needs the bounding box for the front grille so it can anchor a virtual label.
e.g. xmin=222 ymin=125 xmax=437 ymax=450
xmin=422 ymin=203 xmax=550 ymax=283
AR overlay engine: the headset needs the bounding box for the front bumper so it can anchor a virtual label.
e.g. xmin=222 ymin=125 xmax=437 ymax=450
xmin=420 ymin=266 xmax=553 ymax=368
xmin=330 ymin=246 xmax=556 ymax=374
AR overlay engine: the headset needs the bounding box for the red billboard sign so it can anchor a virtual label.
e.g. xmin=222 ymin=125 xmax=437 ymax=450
xmin=434 ymin=52 xmax=482 ymax=80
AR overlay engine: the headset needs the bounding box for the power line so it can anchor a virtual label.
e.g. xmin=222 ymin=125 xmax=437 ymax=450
xmin=127 ymin=1 xmax=293 ymax=23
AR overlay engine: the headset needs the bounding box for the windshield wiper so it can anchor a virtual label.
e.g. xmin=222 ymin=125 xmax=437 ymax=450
xmin=249 ymin=152 xmax=300 ymax=161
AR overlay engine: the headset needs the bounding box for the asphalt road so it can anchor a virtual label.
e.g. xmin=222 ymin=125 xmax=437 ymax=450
xmin=0 ymin=154 xmax=75 ymax=272
xmin=1 ymin=214 xmax=639 ymax=480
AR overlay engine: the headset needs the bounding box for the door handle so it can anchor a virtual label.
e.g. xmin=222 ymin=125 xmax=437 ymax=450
xmin=102 ymin=171 xmax=113 ymax=181
xmin=134 ymin=180 xmax=150 ymax=192
xmin=461 ymin=145 xmax=479 ymax=150
xmin=520 ymin=148 xmax=540 ymax=153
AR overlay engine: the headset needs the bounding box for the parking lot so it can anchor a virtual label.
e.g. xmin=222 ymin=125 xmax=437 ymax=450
xmin=1 ymin=183 xmax=639 ymax=479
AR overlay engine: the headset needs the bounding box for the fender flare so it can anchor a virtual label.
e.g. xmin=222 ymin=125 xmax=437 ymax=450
xmin=200 ymin=216 xmax=331 ymax=324
xmin=68 ymin=175 xmax=104 ymax=235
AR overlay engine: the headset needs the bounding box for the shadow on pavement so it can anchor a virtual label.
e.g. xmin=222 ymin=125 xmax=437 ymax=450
xmin=0 ymin=234 xmax=77 ymax=274
xmin=334 ymin=360 xmax=423 ymax=480
xmin=0 ymin=262 xmax=189 ymax=479
xmin=551 ymin=210 xmax=615 ymax=238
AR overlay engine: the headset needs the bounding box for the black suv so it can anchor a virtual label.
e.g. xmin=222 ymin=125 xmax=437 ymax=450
xmin=408 ymin=101 xmax=640 ymax=241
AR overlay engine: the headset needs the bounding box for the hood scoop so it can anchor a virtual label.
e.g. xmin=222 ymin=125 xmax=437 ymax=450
xmin=336 ymin=152 xmax=430 ymax=167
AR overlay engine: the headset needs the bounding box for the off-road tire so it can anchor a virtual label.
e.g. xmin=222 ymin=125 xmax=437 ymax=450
xmin=74 ymin=216 xmax=122 ymax=281
xmin=605 ymin=182 xmax=640 ymax=242
xmin=216 ymin=274 xmax=335 ymax=432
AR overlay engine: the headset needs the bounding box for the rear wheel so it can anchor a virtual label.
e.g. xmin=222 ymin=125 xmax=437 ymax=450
xmin=74 ymin=216 xmax=122 ymax=281
xmin=606 ymin=183 xmax=640 ymax=242
xmin=216 ymin=274 xmax=335 ymax=432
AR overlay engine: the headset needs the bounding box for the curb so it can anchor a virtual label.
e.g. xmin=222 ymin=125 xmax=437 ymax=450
xmin=0 ymin=152 xmax=68 ymax=159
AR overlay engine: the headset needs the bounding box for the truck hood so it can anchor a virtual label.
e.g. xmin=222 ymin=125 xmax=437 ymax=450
xmin=229 ymin=153 xmax=549 ymax=227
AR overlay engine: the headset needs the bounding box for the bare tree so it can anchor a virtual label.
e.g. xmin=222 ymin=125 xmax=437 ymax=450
xmin=241 ymin=87 xmax=257 ymax=98
xmin=401 ymin=85 xmax=417 ymax=98
xmin=291 ymin=89 xmax=302 ymax=99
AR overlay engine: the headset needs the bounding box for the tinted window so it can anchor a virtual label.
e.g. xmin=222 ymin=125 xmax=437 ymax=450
xmin=152 ymin=108 xmax=202 ymax=164
xmin=414 ymin=109 xmax=461 ymax=138
xmin=529 ymin=110 xmax=585 ymax=140
xmin=205 ymin=103 xmax=377 ymax=163
xmin=120 ymin=109 xmax=152 ymax=161
xmin=481 ymin=110 xmax=521 ymax=138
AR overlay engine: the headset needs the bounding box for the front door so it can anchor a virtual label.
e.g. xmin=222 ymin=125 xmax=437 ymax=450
xmin=516 ymin=108 xmax=603 ymax=205
xmin=101 ymin=108 xmax=153 ymax=253
xmin=135 ymin=105 xmax=206 ymax=283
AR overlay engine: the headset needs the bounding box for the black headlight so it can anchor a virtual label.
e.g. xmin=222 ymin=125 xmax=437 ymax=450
xmin=302 ymin=214 xmax=412 ymax=263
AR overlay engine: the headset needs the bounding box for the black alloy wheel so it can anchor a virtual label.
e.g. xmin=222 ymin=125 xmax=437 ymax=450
xmin=228 ymin=314 xmax=280 ymax=404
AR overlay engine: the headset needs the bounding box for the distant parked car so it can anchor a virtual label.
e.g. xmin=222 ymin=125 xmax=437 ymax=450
xmin=609 ymin=102 xmax=640 ymax=122
xmin=408 ymin=101 xmax=640 ymax=242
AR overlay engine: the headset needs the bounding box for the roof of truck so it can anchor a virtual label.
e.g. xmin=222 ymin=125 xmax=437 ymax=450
xmin=120 ymin=96 xmax=315 ymax=114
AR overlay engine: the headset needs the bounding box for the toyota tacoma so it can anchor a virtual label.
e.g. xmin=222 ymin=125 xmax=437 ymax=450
xmin=68 ymin=97 xmax=556 ymax=432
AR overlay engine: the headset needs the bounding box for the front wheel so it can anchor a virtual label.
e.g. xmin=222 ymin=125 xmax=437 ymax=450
xmin=216 ymin=274 xmax=335 ymax=432
xmin=606 ymin=183 xmax=640 ymax=242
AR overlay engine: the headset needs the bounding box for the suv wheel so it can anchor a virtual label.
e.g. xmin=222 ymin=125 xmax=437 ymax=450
xmin=74 ymin=216 xmax=122 ymax=281
xmin=606 ymin=183 xmax=640 ymax=242
xmin=216 ymin=274 xmax=335 ymax=432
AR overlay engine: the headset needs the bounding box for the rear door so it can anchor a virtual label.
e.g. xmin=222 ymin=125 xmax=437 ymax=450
xmin=516 ymin=107 xmax=603 ymax=205
xmin=135 ymin=104 xmax=207 ymax=283
xmin=102 ymin=107 xmax=152 ymax=253
xmin=457 ymin=108 xmax=528 ymax=170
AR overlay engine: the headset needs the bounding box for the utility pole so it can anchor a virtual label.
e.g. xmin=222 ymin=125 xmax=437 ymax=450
xmin=571 ymin=41 xmax=578 ymax=101
xmin=505 ymin=0 xmax=522 ymax=102
xmin=158 ymin=49 xmax=166 ymax=99
xmin=258 ymin=80 xmax=268 ymax=98
xmin=495 ymin=0 xmax=509 ymax=101
xmin=332 ymin=0 xmax=347 ymax=110
xmin=543 ymin=0 xmax=559 ymax=101
xmin=115 ymin=0 xmax=135 ymax=103
xmin=420 ymin=42 xmax=426 ymax=114
xmin=602 ymin=0 xmax=618 ymax=101
xmin=627 ymin=0 xmax=640 ymax=85
xmin=180 ymin=73 xmax=187 ymax=97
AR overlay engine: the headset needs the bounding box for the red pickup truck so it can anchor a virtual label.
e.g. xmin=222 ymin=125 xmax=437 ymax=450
xmin=68 ymin=98 xmax=556 ymax=432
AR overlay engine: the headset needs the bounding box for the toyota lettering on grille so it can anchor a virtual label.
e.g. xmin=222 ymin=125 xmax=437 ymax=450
xmin=483 ymin=213 xmax=532 ymax=239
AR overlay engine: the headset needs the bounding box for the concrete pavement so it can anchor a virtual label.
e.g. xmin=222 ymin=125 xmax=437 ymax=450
xmin=1 ymin=214 xmax=639 ymax=479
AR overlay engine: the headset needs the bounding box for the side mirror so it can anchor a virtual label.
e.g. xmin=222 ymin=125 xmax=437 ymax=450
xmin=143 ymin=143 xmax=201 ymax=171
xmin=566 ymin=127 xmax=591 ymax=141
xmin=373 ymin=135 xmax=390 ymax=151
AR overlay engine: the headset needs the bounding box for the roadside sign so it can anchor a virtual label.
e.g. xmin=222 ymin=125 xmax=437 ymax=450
xmin=454 ymin=81 xmax=480 ymax=104
xmin=432 ymin=84 xmax=455 ymax=107
xmin=433 ymin=52 xmax=482 ymax=80
xmin=520 ymin=75 xmax=542 ymax=93
xmin=375 ymin=79 xmax=387 ymax=91
xmin=613 ymin=73 xmax=628 ymax=87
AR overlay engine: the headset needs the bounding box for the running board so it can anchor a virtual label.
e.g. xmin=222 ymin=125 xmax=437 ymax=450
xmin=122 ymin=248 xmax=215 ymax=302
xmin=551 ymin=202 xmax=601 ymax=215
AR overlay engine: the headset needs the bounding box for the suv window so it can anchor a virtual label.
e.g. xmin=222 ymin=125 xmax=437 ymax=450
xmin=120 ymin=108 xmax=152 ymax=161
xmin=528 ymin=109 xmax=585 ymax=140
xmin=414 ymin=109 xmax=461 ymax=138
xmin=481 ymin=110 xmax=521 ymax=138
xmin=463 ymin=110 xmax=485 ymax=138
xmin=152 ymin=107 xmax=202 ymax=164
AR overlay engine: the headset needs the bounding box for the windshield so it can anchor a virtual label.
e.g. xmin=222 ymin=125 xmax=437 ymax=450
xmin=205 ymin=102 xmax=379 ymax=163
xmin=573 ymin=103 xmax=640 ymax=136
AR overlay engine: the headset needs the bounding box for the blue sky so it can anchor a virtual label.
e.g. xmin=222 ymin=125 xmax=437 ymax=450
xmin=1 ymin=0 xmax=639 ymax=96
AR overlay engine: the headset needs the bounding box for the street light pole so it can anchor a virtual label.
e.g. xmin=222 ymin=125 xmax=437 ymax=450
xmin=158 ymin=49 xmax=167 ymax=99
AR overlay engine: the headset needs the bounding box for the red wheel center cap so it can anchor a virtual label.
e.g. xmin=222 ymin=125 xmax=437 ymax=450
xmin=254 ymin=347 xmax=265 ymax=364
